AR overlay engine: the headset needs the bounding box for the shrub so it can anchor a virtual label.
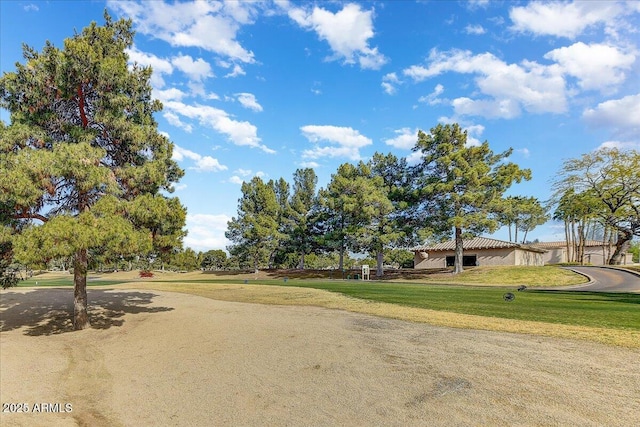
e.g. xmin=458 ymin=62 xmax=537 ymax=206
xmin=139 ymin=270 xmax=154 ymax=278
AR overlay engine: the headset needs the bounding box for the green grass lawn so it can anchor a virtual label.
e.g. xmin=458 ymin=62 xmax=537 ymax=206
xmin=11 ymin=269 xmax=639 ymax=332
xmin=224 ymin=279 xmax=639 ymax=331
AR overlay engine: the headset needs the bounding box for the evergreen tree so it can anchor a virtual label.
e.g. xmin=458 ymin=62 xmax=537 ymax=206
xmin=0 ymin=14 xmax=186 ymax=328
xmin=413 ymin=123 xmax=530 ymax=273
xmin=289 ymin=168 xmax=318 ymax=269
xmin=226 ymin=177 xmax=281 ymax=270
xmin=316 ymin=162 xmax=392 ymax=271
xmin=201 ymin=249 xmax=227 ymax=270
xmin=495 ymin=196 xmax=548 ymax=243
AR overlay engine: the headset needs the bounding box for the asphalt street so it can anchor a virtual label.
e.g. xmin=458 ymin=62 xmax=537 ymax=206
xmin=562 ymin=266 xmax=640 ymax=293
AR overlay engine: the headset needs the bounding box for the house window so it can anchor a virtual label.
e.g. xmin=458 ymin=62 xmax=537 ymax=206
xmin=446 ymin=255 xmax=478 ymax=267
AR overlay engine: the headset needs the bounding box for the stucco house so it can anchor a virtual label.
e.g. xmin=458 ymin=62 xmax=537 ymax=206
xmin=530 ymin=241 xmax=630 ymax=265
xmin=413 ymin=237 xmax=546 ymax=269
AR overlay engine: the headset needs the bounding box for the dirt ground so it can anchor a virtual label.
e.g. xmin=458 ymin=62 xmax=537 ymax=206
xmin=1 ymin=287 xmax=639 ymax=426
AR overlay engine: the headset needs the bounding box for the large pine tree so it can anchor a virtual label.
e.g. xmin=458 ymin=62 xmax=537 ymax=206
xmin=413 ymin=123 xmax=530 ymax=274
xmin=0 ymin=13 xmax=186 ymax=329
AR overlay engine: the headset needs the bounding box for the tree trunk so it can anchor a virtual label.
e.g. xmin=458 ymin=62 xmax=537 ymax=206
xmin=376 ymin=250 xmax=384 ymax=277
xmin=453 ymin=226 xmax=464 ymax=274
xmin=73 ymin=248 xmax=90 ymax=330
xmin=564 ymin=220 xmax=571 ymax=263
xmin=298 ymin=252 xmax=305 ymax=270
xmin=609 ymin=230 xmax=632 ymax=265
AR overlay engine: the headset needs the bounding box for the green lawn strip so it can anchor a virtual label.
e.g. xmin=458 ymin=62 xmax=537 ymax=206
xmin=12 ymin=275 xmax=639 ymax=332
xmin=164 ymin=278 xmax=639 ymax=331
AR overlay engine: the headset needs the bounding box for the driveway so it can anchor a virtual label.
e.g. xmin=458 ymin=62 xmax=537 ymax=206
xmin=562 ymin=266 xmax=640 ymax=293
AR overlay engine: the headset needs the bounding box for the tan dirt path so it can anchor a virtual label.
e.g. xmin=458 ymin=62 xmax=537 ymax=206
xmin=1 ymin=288 xmax=639 ymax=426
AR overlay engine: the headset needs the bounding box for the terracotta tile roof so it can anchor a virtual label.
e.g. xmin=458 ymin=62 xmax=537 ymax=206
xmin=530 ymin=241 xmax=614 ymax=249
xmin=415 ymin=237 xmax=546 ymax=253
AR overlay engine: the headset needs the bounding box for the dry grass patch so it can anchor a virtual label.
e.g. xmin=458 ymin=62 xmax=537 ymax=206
xmin=111 ymin=281 xmax=639 ymax=348
xmin=419 ymin=265 xmax=587 ymax=286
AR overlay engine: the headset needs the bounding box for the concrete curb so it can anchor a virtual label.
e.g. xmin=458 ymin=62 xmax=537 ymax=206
xmin=596 ymin=265 xmax=640 ymax=279
xmin=561 ymin=267 xmax=596 ymax=287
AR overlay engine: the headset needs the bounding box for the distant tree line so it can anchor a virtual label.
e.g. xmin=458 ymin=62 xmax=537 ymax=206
xmin=551 ymin=147 xmax=640 ymax=265
xmin=225 ymin=123 xmax=542 ymax=276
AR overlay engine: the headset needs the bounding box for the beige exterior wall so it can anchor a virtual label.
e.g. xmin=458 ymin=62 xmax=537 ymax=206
xmin=414 ymin=248 xmax=545 ymax=269
xmin=514 ymin=249 xmax=545 ymax=266
xmin=541 ymin=245 xmax=629 ymax=265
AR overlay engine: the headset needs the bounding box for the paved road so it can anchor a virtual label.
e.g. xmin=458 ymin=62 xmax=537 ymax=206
xmin=562 ymin=266 xmax=640 ymax=293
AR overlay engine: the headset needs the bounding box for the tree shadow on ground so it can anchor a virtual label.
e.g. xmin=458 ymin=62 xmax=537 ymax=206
xmin=0 ymin=289 xmax=173 ymax=336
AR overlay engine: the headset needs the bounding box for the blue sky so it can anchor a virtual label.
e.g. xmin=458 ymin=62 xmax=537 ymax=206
xmin=1 ymin=1 xmax=639 ymax=252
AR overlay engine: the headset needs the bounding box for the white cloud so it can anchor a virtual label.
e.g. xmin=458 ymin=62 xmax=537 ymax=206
xmin=299 ymin=161 xmax=320 ymax=168
xmin=108 ymin=0 xmax=255 ymax=63
xmin=509 ymin=1 xmax=624 ymax=39
xmin=382 ymin=72 xmax=401 ymax=95
xmin=126 ymin=46 xmax=174 ymax=87
xmin=583 ymin=93 xmax=640 ymax=140
xmin=225 ymin=64 xmax=246 ymax=78
xmin=236 ymin=93 xmax=263 ymax=112
xmin=172 ymin=145 xmax=227 ymax=172
xmin=464 ymin=124 xmax=486 ymax=147
xmin=172 ymin=145 xmax=200 ymax=162
xmin=403 ymin=49 xmax=567 ymax=118
xmin=229 ymin=169 xmax=266 ymax=184
xmin=154 ymin=87 xmax=187 ymax=102
xmin=405 ymin=151 xmax=423 ymax=166
xmin=467 ymin=0 xmax=490 ymax=8
xmin=516 ymin=148 xmax=531 ymax=158
xmin=163 ymin=101 xmax=275 ymax=153
xmin=171 ymin=54 xmax=214 ymax=81
xmin=195 ymin=156 xmax=227 ymax=172
xmin=184 ymin=213 xmax=232 ymax=252
xmin=418 ymin=84 xmax=445 ymax=105
xmin=287 ymin=3 xmax=387 ymax=69
xmin=235 ymin=168 xmax=253 ymax=177
xmin=544 ymin=42 xmax=636 ymax=92
xmin=452 ymin=98 xmax=522 ymax=119
xmin=163 ymin=111 xmax=193 ymax=133
xmin=596 ymin=141 xmax=640 ymax=151
xmin=465 ymin=24 xmax=486 ymax=35
xmin=384 ymin=128 xmax=418 ymax=150
xmin=24 ymin=4 xmax=39 ymax=12
xmin=301 ymin=125 xmax=372 ymax=160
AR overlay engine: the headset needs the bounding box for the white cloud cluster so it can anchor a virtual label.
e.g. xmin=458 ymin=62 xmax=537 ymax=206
xmin=235 ymin=93 xmax=263 ymax=112
xmin=126 ymin=46 xmax=217 ymax=92
xmin=171 ymin=54 xmax=214 ymax=81
xmin=228 ymin=169 xmax=266 ymax=185
xmin=301 ymin=125 xmax=372 ymax=160
xmin=184 ymin=213 xmax=232 ymax=252
xmin=286 ymin=3 xmax=387 ymax=69
xmin=544 ymin=42 xmax=635 ymax=92
xmin=163 ymin=101 xmax=275 ymax=153
xmin=404 ymin=49 xmax=567 ymax=118
xmin=384 ymin=128 xmax=418 ymax=150
xmin=583 ymin=93 xmax=640 ymax=140
xmin=172 ymin=145 xmax=227 ymax=172
xmin=465 ymin=24 xmax=486 ymax=35
xmin=381 ymin=73 xmax=401 ymax=95
xmin=509 ymin=1 xmax=627 ymax=39
xmin=400 ymin=41 xmax=636 ymax=119
xmin=109 ymin=0 xmax=256 ymax=63
xmin=418 ymin=84 xmax=445 ymax=105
